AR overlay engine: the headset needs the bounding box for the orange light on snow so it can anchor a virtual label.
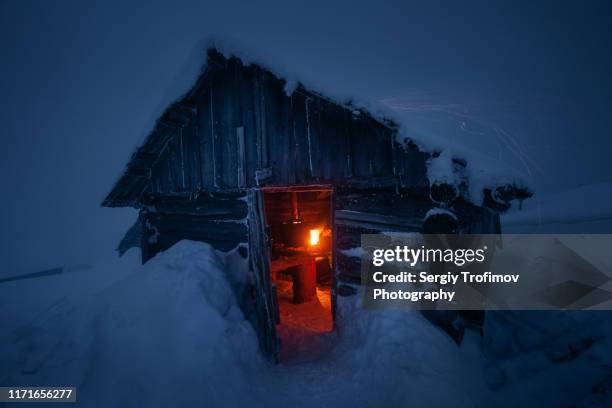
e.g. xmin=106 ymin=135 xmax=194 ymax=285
xmin=309 ymin=229 xmax=321 ymax=246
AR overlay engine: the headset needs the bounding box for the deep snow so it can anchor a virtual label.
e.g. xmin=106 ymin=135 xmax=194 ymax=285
xmin=502 ymin=182 xmax=612 ymax=233
xmin=2 ymin=239 xmax=612 ymax=407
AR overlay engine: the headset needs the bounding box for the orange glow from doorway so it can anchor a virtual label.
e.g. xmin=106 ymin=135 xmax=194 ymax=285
xmin=309 ymin=229 xmax=321 ymax=246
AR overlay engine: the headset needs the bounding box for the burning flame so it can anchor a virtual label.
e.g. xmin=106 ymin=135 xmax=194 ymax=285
xmin=309 ymin=229 xmax=321 ymax=246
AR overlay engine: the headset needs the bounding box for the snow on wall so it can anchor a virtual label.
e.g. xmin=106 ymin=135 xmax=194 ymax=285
xmin=340 ymin=246 xmax=365 ymax=258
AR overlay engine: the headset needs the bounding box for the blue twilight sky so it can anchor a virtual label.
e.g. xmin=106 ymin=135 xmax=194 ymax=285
xmin=1 ymin=0 xmax=611 ymax=276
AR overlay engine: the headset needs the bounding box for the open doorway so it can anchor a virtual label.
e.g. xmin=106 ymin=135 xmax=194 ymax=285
xmin=263 ymin=187 xmax=334 ymax=362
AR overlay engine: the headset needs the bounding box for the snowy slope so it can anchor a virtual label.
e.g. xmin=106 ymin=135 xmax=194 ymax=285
xmin=502 ymin=182 xmax=612 ymax=233
xmin=495 ymin=183 xmax=612 ymax=407
xmin=0 ymin=242 xmax=262 ymax=407
xmin=3 ymin=240 xmax=612 ymax=407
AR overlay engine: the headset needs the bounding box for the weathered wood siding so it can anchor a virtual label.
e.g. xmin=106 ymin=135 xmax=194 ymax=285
xmin=333 ymin=189 xmax=429 ymax=284
xmin=333 ymin=191 xmax=500 ymax=285
xmin=139 ymin=192 xmax=248 ymax=261
xmin=246 ymin=189 xmax=279 ymax=362
xmin=144 ymin=52 xmax=428 ymax=198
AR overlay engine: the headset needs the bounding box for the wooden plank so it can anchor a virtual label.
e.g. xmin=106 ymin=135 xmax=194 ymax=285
xmin=335 ymin=210 xmax=422 ymax=232
xmin=236 ymin=126 xmax=246 ymax=187
xmin=143 ymin=193 xmax=247 ymax=218
xmin=342 ymin=109 xmax=353 ymax=178
xmin=260 ymin=184 xmax=332 ymax=193
xmin=183 ymin=120 xmax=201 ymax=191
xmin=280 ymin=92 xmax=296 ymax=185
xmin=335 ymin=189 xmax=430 ymax=218
xmin=336 ymin=252 xmax=362 ymax=284
xmin=147 ymin=215 xmax=247 ymax=241
xmin=264 ymin=74 xmax=293 ymax=185
xmin=259 ymin=72 xmax=269 ymax=169
xmin=331 ymin=189 xmax=339 ymax=317
xmin=199 ymin=82 xmax=217 ymax=189
xmin=178 ymin=127 xmax=189 ymax=190
xmin=241 ymin=66 xmax=258 ymax=186
xmin=253 ymin=72 xmax=263 ymax=171
xmin=304 ymin=97 xmax=314 ymax=179
xmin=141 ymin=209 xmax=247 ymax=261
xmin=217 ymin=67 xmax=238 ymax=188
xmin=246 ymin=189 xmax=279 ymax=362
xmin=169 ymin=136 xmax=181 ymax=192
xmin=290 ymin=91 xmax=311 ymax=184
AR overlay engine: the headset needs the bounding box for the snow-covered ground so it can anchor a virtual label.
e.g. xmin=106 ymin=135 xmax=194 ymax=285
xmin=502 ymin=182 xmax=612 ymax=233
xmin=2 ymin=238 xmax=612 ymax=407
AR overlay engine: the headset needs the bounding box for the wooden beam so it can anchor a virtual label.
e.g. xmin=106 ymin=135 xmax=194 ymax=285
xmin=261 ymin=184 xmax=332 ymax=193
xmin=335 ymin=210 xmax=422 ymax=232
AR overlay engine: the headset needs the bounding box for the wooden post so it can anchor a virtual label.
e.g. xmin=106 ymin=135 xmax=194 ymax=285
xmin=247 ymin=189 xmax=279 ymax=362
xmin=291 ymin=191 xmax=300 ymax=221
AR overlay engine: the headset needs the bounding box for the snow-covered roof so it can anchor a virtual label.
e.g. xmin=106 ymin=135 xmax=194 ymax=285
xmin=103 ymin=41 xmax=532 ymax=209
xmin=206 ymin=41 xmax=533 ymax=201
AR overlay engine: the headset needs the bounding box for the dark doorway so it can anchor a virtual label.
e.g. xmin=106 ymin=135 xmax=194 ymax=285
xmin=262 ymin=187 xmax=334 ymax=362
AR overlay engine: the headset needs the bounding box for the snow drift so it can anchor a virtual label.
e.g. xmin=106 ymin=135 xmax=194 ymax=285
xmin=502 ymin=182 xmax=612 ymax=233
xmin=0 ymin=242 xmax=262 ymax=407
xmin=2 ymin=240 xmax=612 ymax=407
xmin=0 ymin=241 xmax=485 ymax=407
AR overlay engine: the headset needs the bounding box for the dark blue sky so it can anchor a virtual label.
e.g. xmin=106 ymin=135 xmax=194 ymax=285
xmin=1 ymin=0 xmax=611 ymax=275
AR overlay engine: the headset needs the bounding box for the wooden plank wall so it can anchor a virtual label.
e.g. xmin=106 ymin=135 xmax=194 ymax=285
xmin=146 ymin=55 xmax=429 ymax=195
xmin=333 ymin=192 xmax=501 ymax=285
xmin=140 ymin=192 xmax=248 ymax=261
xmin=333 ymin=189 xmax=430 ymax=284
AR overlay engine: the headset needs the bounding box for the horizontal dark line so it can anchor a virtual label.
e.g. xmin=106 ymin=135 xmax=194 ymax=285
xmin=0 ymin=267 xmax=64 ymax=284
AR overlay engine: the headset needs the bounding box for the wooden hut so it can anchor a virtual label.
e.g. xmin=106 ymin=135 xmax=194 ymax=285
xmin=103 ymin=48 xmax=519 ymax=362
